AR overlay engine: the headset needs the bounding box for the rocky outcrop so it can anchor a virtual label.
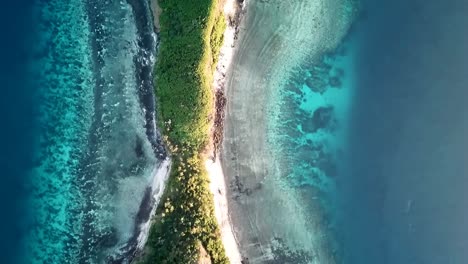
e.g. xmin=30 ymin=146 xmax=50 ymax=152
xmin=213 ymin=89 xmax=227 ymax=160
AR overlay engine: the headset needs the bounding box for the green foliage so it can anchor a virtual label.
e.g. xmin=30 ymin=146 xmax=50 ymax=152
xmin=155 ymin=0 xmax=226 ymax=152
xmin=144 ymin=157 xmax=227 ymax=264
xmin=210 ymin=14 xmax=226 ymax=71
xmin=141 ymin=0 xmax=228 ymax=263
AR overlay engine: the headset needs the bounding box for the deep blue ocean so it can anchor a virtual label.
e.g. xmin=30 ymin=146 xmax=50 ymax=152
xmin=3 ymin=0 xmax=468 ymax=263
xmin=0 ymin=1 xmax=37 ymax=263
xmin=338 ymin=0 xmax=468 ymax=263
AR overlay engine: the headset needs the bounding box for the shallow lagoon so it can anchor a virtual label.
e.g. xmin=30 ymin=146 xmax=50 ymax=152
xmin=223 ymin=0 xmax=468 ymax=263
xmin=222 ymin=0 xmax=357 ymax=262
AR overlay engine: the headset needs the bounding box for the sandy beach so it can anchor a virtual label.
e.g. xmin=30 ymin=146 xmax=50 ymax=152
xmin=206 ymin=158 xmax=242 ymax=263
xmin=218 ymin=0 xmax=357 ymax=262
xmin=207 ymin=0 xmax=244 ymax=263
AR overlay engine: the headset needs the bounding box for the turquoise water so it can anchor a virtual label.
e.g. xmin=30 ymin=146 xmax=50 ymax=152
xmin=269 ymin=41 xmax=355 ymax=193
xmin=224 ymin=0 xmax=468 ymax=263
xmin=266 ymin=31 xmax=358 ymax=262
xmin=23 ymin=0 xmax=164 ymax=262
xmin=222 ymin=0 xmax=359 ymax=262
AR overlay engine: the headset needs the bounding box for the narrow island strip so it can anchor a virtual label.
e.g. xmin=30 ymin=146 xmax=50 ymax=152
xmin=137 ymin=0 xmax=243 ymax=263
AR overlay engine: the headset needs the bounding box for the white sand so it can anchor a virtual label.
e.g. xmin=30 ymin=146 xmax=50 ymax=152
xmin=206 ymin=158 xmax=242 ymax=264
xmin=207 ymin=0 xmax=243 ymax=263
xmin=212 ymin=0 xmax=239 ymax=92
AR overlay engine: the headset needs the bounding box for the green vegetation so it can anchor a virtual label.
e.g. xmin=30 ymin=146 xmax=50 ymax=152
xmin=141 ymin=0 xmax=228 ymax=263
xmin=154 ymin=0 xmax=226 ymax=150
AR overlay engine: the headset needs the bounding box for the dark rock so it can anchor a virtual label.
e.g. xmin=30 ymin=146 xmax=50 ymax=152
xmin=97 ymin=227 xmax=119 ymax=248
xmin=286 ymin=81 xmax=304 ymax=96
xmin=302 ymin=106 xmax=335 ymax=133
xmin=213 ymin=89 xmax=227 ymax=159
xmin=305 ymin=76 xmax=327 ymax=94
xmin=311 ymin=106 xmax=335 ymax=131
xmin=329 ymin=76 xmax=342 ymax=88
xmin=134 ymin=136 xmax=144 ymax=158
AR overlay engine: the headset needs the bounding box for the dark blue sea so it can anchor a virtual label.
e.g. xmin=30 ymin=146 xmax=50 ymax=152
xmin=338 ymin=0 xmax=468 ymax=263
xmin=0 ymin=1 xmax=37 ymax=263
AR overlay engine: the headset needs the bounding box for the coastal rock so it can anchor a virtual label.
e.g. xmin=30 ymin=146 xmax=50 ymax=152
xmin=329 ymin=76 xmax=342 ymax=88
xmin=286 ymin=81 xmax=305 ymax=97
xmin=305 ymin=75 xmax=327 ymax=94
xmin=312 ymin=106 xmax=335 ymax=130
xmin=302 ymin=106 xmax=335 ymax=133
xmin=212 ymin=89 xmax=227 ymax=159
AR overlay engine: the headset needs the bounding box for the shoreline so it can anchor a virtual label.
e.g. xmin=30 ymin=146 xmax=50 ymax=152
xmin=141 ymin=0 xmax=233 ymax=262
xmin=206 ymin=158 xmax=241 ymax=264
xmin=114 ymin=159 xmax=172 ymax=263
xmin=136 ymin=158 xmax=172 ymax=250
xmin=211 ymin=0 xmax=245 ymax=159
xmin=119 ymin=0 xmax=170 ymax=261
xmin=208 ymin=0 xmax=245 ymax=263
